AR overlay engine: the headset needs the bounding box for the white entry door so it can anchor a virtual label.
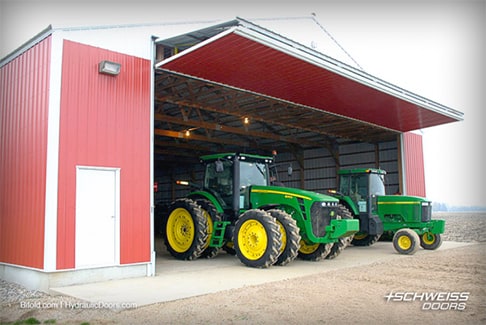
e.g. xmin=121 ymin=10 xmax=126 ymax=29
xmin=75 ymin=167 xmax=120 ymax=268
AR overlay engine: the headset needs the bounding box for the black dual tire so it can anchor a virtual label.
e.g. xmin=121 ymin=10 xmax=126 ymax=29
xmin=196 ymin=199 xmax=221 ymax=259
xmin=268 ymin=209 xmax=301 ymax=266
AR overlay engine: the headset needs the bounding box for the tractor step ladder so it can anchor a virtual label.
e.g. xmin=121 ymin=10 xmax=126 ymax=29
xmin=210 ymin=221 xmax=231 ymax=247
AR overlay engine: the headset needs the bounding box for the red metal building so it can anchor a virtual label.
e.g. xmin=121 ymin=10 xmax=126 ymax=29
xmin=0 ymin=19 xmax=463 ymax=291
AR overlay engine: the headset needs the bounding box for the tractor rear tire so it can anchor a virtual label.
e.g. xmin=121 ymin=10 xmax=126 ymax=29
xmin=420 ymin=232 xmax=443 ymax=250
xmin=326 ymin=204 xmax=354 ymax=259
xmin=298 ymin=241 xmax=332 ymax=261
xmin=196 ymin=199 xmax=221 ymax=259
xmin=351 ymin=232 xmax=381 ymax=247
xmin=393 ymin=228 xmax=420 ymax=255
xmin=164 ymin=198 xmax=208 ymax=260
xmin=268 ymin=209 xmax=301 ymax=266
xmin=234 ymin=209 xmax=282 ymax=268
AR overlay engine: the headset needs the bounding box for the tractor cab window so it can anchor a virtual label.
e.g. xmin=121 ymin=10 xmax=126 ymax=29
xmin=240 ymin=161 xmax=267 ymax=189
xmin=339 ymin=175 xmax=351 ymax=196
xmin=369 ymin=173 xmax=386 ymax=196
xmin=341 ymin=174 xmax=368 ymax=206
xmin=339 ymin=174 xmax=368 ymax=212
xmin=239 ymin=160 xmax=267 ymax=210
xmin=204 ymin=159 xmax=233 ymax=207
xmin=350 ymin=175 xmax=368 ymax=203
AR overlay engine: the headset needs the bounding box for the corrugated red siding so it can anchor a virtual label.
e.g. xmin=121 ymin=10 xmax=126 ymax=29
xmin=0 ymin=37 xmax=51 ymax=268
xmin=403 ymin=132 xmax=426 ymax=197
xmin=56 ymin=40 xmax=151 ymax=269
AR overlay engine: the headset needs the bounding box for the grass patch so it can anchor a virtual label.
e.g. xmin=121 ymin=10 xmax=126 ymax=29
xmin=12 ymin=318 xmax=41 ymax=325
xmin=1 ymin=318 xmax=58 ymax=325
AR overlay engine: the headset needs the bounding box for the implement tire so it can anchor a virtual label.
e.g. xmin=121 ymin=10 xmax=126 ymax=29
xmin=234 ymin=209 xmax=282 ymax=268
xmin=326 ymin=204 xmax=354 ymax=260
xmin=164 ymin=198 xmax=208 ymax=260
xmin=268 ymin=209 xmax=301 ymax=266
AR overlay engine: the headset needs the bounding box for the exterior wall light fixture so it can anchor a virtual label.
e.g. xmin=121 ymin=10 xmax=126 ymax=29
xmin=99 ymin=60 xmax=121 ymax=76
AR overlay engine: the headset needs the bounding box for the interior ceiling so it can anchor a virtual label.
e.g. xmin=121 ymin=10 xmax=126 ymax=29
xmin=154 ymin=70 xmax=399 ymax=165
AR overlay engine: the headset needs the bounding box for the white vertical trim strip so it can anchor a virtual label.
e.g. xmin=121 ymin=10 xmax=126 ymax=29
xmin=148 ymin=36 xmax=156 ymax=277
xmin=43 ymin=31 xmax=63 ymax=272
xmin=114 ymin=168 xmax=121 ymax=266
xmin=400 ymin=133 xmax=407 ymax=196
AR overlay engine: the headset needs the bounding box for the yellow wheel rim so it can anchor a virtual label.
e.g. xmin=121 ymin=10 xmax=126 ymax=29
xmin=422 ymin=233 xmax=435 ymax=245
xmin=397 ymin=235 xmax=412 ymax=250
xmin=166 ymin=208 xmax=195 ymax=253
xmin=299 ymin=240 xmax=319 ymax=254
xmin=277 ymin=220 xmax=287 ymax=254
xmin=237 ymin=219 xmax=268 ymax=260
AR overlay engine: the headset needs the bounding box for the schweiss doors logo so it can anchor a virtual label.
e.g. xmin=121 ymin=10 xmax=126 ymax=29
xmin=384 ymin=291 xmax=470 ymax=311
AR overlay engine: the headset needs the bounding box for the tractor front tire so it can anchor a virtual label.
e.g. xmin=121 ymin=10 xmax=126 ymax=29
xmin=393 ymin=228 xmax=420 ymax=255
xmin=268 ymin=209 xmax=301 ymax=266
xmin=164 ymin=198 xmax=208 ymax=260
xmin=234 ymin=209 xmax=282 ymax=268
xmin=326 ymin=204 xmax=354 ymax=260
xmin=420 ymin=232 xmax=443 ymax=250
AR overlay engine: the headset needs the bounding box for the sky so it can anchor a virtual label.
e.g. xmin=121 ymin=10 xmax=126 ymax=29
xmin=1 ymin=0 xmax=484 ymax=207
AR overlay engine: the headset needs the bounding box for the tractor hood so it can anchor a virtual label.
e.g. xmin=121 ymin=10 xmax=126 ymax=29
xmin=250 ymin=185 xmax=339 ymax=204
xmin=377 ymin=195 xmax=431 ymax=204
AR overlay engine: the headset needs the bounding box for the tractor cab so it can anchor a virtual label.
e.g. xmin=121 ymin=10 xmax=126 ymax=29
xmin=330 ymin=168 xmax=385 ymax=244
xmin=338 ymin=168 xmax=386 ymax=215
xmin=201 ymin=153 xmax=273 ymax=218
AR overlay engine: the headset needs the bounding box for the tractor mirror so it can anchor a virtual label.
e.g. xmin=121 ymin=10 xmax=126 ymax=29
xmin=287 ymin=165 xmax=293 ymax=176
xmin=215 ymin=160 xmax=224 ymax=173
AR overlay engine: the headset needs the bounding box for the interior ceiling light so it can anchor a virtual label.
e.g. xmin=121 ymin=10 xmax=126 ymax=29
xmin=99 ymin=60 xmax=121 ymax=76
xmin=184 ymin=127 xmax=198 ymax=137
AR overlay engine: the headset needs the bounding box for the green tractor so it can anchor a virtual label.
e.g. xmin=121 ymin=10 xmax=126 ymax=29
xmin=162 ymin=153 xmax=359 ymax=268
xmin=328 ymin=168 xmax=445 ymax=254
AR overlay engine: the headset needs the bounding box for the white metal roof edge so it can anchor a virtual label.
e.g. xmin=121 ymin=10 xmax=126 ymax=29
xmin=1 ymin=19 xmax=228 ymax=67
xmin=0 ymin=25 xmax=54 ymax=67
xmin=155 ymin=27 xmax=238 ymax=69
xmin=232 ymin=19 xmax=464 ymax=122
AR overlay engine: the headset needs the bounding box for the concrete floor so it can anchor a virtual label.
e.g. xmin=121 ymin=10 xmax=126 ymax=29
xmin=50 ymin=241 xmax=471 ymax=306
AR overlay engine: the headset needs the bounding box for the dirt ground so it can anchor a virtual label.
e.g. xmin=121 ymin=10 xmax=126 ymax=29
xmin=2 ymin=213 xmax=486 ymax=324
